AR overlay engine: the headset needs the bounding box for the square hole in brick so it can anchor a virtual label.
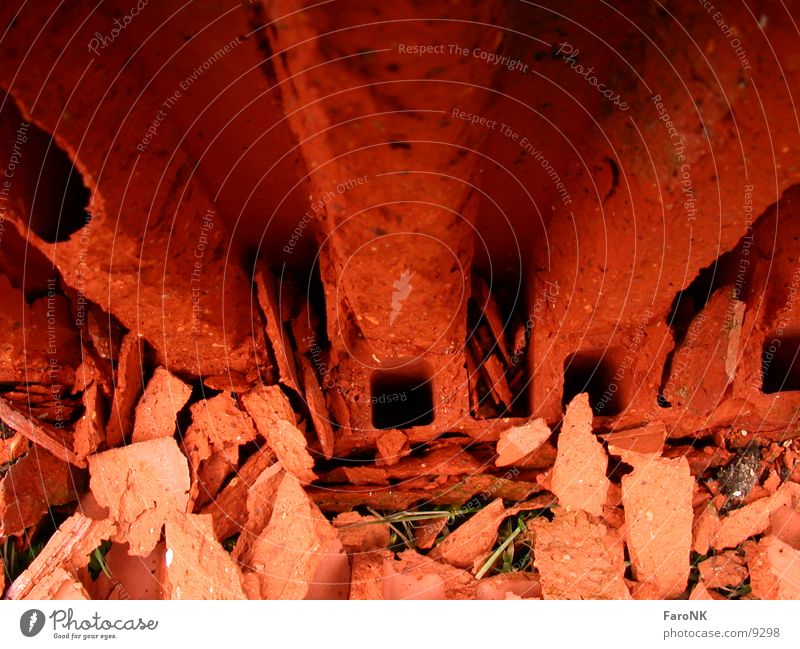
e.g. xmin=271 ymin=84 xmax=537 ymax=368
xmin=562 ymin=348 xmax=627 ymax=416
xmin=371 ymin=363 xmax=434 ymax=429
xmin=762 ymin=333 xmax=800 ymax=393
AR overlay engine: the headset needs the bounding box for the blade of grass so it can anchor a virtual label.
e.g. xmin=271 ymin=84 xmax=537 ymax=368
xmin=346 ymin=508 xmax=452 ymax=529
xmin=388 ymin=522 xmax=414 ymax=549
xmin=347 ymin=506 xmax=486 ymax=529
xmin=475 ymin=522 xmax=525 ymax=580
xmin=369 ymin=508 xmax=415 ymax=549
xmin=720 ymin=583 xmax=751 ymax=599
xmin=87 ymin=541 xmax=112 ymax=580
xmin=93 ymin=547 xmax=112 ymax=579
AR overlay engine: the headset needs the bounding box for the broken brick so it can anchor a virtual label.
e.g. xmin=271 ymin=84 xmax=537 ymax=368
xmin=622 ymin=456 xmax=693 ymax=598
xmin=200 ymin=444 xmax=276 ymax=540
xmin=531 ymin=509 xmax=630 ymax=599
xmin=304 ymin=537 xmax=351 ymax=599
xmin=376 ymin=429 xmax=409 ymax=466
xmin=298 ymin=354 xmax=335 ymax=459
xmin=746 ymin=536 xmax=800 ymax=599
xmin=73 ymin=381 xmax=106 ymax=460
xmin=132 ymin=367 xmax=192 ymax=443
xmin=308 ymin=473 xmax=540 ymax=513
xmin=383 ymin=560 xmax=447 ymax=599
xmin=552 ymin=393 xmax=609 ymax=516
xmin=476 ymin=572 xmax=542 ymax=600
xmin=93 ymin=542 xmax=166 ymax=600
xmin=350 ymin=550 xmax=390 ymax=600
xmin=0 ymin=446 xmax=82 ymax=537
xmin=697 ymin=551 xmax=747 ymax=590
xmin=105 ymin=332 xmax=145 ymax=448
xmin=0 ymin=274 xmax=80 ymax=389
xmin=334 ymin=443 xmax=482 ymax=485
xmin=182 ymin=392 xmax=258 ymax=507
xmin=0 ymin=427 xmax=28 ymax=465
xmin=88 ymin=437 xmax=190 ymax=557
xmin=414 ymin=516 xmax=448 ymax=550
xmin=383 ymin=550 xmax=477 ymax=600
xmin=689 ymin=581 xmax=714 ymax=600
xmin=6 ymin=513 xmax=115 ymax=600
xmin=692 ymin=500 xmax=721 ymax=555
xmin=163 ymin=512 xmax=245 ymax=599
xmin=662 ymin=289 xmax=745 ymax=416
xmin=0 ymin=397 xmax=84 ymax=467
xmin=333 ymin=511 xmax=391 ymax=553
xmin=495 ymin=418 xmax=551 ymax=467
xmin=254 ymin=266 xmax=302 ymax=396
xmin=628 ymin=579 xmax=662 ymax=600
xmin=430 ymin=498 xmax=507 ymax=569
xmin=604 ymin=420 xmax=666 ymax=461
xmin=25 ymin=566 xmax=90 ymax=600
xmin=713 ymin=483 xmax=799 ymax=550
xmin=770 ymin=501 xmax=800 ymax=549
xmin=242 ymin=385 xmax=316 ymax=483
xmin=231 ymin=462 xmax=284 ymax=564
xmin=243 ymin=471 xmax=338 ymax=599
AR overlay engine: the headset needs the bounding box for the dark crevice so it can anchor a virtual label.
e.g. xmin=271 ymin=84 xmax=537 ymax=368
xmin=371 ymin=361 xmax=434 ymax=429
xmin=304 ymin=262 xmax=329 ymax=349
xmin=659 ymin=203 xmax=769 ymax=405
xmin=1 ymin=95 xmax=91 ymax=243
xmin=246 ymin=3 xmax=279 ymax=87
xmin=666 ymin=253 xmax=738 ymax=346
xmin=466 ymin=273 xmax=531 ymax=419
xmin=173 ymin=379 xmax=219 ymax=441
xmin=562 ymin=347 xmax=628 ymax=416
xmin=603 ymin=157 xmax=619 ymax=203
xmin=762 ymin=332 xmax=800 ymax=393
